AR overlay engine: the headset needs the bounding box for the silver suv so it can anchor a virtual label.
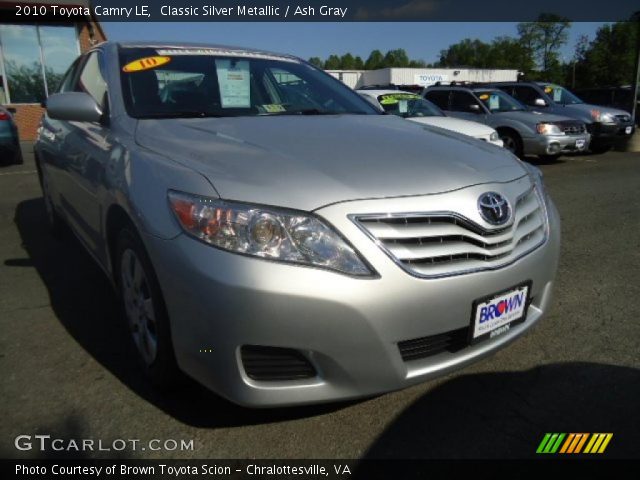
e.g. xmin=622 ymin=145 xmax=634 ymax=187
xmin=425 ymin=85 xmax=590 ymax=161
xmin=35 ymin=42 xmax=560 ymax=407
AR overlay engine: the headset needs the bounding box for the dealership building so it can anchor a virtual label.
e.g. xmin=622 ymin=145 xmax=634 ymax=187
xmin=0 ymin=0 xmax=106 ymax=139
xmin=327 ymin=67 xmax=519 ymax=90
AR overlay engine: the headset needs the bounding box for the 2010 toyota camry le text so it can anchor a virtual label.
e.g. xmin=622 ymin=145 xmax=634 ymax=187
xmin=34 ymin=42 xmax=560 ymax=407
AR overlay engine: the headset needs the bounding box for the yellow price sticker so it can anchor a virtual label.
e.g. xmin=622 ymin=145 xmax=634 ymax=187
xmin=544 ymin=87 xmax=553 ymax=94
xmin=122 ymin=56 xmax=171 ymax=73
xmin=262 ymin=104 xmax=286 ymax=113
xmin=478 ymin=94 xmax=489 ymax=100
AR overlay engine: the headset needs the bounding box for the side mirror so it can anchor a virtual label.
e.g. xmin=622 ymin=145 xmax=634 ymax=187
xmin=46 ymin=92 xmax=102 ymax=123
xmin=469 ymin=104 xmax=482 ymax=113
xmin=534 ymin=98 xmax=547 ymax=107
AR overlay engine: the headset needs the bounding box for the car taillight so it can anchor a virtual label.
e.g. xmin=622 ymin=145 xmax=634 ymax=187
xmin=0 ymin=112 xmax=10 ymax=121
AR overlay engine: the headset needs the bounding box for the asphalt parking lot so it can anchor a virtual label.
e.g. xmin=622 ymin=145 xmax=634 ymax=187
xmin=1 ymin=144 xmax=639 ymax=459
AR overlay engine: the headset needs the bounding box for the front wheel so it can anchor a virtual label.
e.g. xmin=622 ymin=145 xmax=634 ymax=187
xmin=115 ymin=227 xmax=181 ymax=389
xmin=499 ymin=131 xmax=523 ymax=158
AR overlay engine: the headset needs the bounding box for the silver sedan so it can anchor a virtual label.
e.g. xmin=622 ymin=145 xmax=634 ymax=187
xmin=35 ymin=42 xmax=560 ymax=407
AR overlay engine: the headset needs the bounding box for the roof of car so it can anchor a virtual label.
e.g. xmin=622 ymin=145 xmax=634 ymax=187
xmin=426 ymin=85 xmax=501 ymax=93
xmin=357 ymin=89 xmax=420 ymax=96
xmin=111 ymin=41 xmax=300 ymax=62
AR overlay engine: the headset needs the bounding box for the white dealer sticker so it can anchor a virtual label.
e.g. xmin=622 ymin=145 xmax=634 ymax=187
xmin=472 ymin=284 xmax=529 ymax=341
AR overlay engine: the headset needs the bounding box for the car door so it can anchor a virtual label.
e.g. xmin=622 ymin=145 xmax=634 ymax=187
xmin=447 ymin=91 xmax=488 ymax=122
xmin=55 ymin=50 xmax=111 ymax=258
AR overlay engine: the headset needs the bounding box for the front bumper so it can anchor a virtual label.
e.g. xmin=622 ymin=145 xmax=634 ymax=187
xmin=588 ymin=121 xmax=635 ymax=143
xmin=523 ymin=132 xmax=590 ymax=156
xmin=144 ymin=183 xmax=561 ymax=407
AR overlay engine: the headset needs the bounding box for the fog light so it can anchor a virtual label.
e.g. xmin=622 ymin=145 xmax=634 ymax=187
xmin=547 ymin=143 xmax=561 ymax=154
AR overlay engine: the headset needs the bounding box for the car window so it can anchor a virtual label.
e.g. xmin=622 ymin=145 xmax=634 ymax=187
xmin=58 ymin=57 xmax=82 ymax=93
xmin=119 ymin=47 xmax=378 ymax=118
xmin=377 ymin=93 xmax=444 ymax=118
xmin=512 ymin=86 xmax=543 ymax=106
xmin=424 ymin=90 xmax=449 ymax=110
xmin=541 ymin=84 xmax=584 ymax=105
xmin=450 ymin=91 xmax=483 ymax=113
xmin=474 ymin=90 xmax=525 ymax=112
xmin=77 ymin=52 xmax=107 ymax=106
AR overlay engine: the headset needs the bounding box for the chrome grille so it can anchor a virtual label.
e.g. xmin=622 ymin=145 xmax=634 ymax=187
xmin=557 ymin=121 xmax=586 ymax=135
xmin=353 ymin=187 xmax=547 ymax=278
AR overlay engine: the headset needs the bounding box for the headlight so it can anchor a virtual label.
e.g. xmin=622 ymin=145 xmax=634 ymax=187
xmin=536 ymin=123 xmax=563 ymax=135
xmin=489 ymin=131 xmax=500 ymax=141
xmin=590 ymin=110 xmax=616 ymax=124
xmin=599 ymin=113 xmax=616 ymax=124
xmin=168 ymin=191 xmax=374 ymax=276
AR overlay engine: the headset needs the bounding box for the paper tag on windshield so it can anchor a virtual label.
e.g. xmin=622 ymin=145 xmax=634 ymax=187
xmin=553 ymin=89 xmax=562 ymax=102
xmin=398 ymin=100 xmax=408 ymax=113
xmin=489 ymin=94 xmax=500 ymax=110
xmin=216 ymin=59 xmax=250 ymax=108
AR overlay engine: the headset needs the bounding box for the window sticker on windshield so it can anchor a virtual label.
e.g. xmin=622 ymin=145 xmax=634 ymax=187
xmin=489 ymin=94 xmax=500 ymax=110
xmin=398 ymin=100 xmax=408 ymax=113
xmin=544 ymin=86 xmax=553 ymax=94
xmin=478 ymin=94 xmax=489 ymax=101
xmin=122 ymin=56 xmax=171 ymax=73
xmin=262 ymin=104 xmax=285 ymax=113
xmin=552 ymin=88 xmax=562 ymax=102
xmin=379 ymin=94 xmax=417 ymax=105
xmin=215 ymin=59 xmax=250 ymax=108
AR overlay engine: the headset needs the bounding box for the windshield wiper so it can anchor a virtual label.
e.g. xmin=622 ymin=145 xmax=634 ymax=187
xmin=137 ymin=111 xmax=229 ymax=119
xmin=265 ymin=109 xmax=369 ymax=116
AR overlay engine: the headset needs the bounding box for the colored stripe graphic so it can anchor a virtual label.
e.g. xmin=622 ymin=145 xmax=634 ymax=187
xmin=538 ymin=433 xmax=613 ymax=454
xmin=536 ymin=433 xmax=565 ymax=453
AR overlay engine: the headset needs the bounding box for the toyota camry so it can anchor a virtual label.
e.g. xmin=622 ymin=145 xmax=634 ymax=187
xmin=35 ymin=42 xmax=560 ymax=407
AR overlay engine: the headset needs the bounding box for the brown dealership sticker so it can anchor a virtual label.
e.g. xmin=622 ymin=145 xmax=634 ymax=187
xmin=122 ymin=56 xmax=171 ymax=72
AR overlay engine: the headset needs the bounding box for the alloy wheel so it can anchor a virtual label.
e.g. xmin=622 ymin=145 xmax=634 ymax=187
xmin=120 ymin=248 xmax=158 ymax=365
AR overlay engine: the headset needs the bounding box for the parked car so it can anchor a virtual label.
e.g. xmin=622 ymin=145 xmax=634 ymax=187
xmin=357 ymin=89 xmax=503 ymax=147
xmin=424 ymin=85 xmax=590 ymax=161
xmin=574 ymin=85 xmax=639 ymax=127
xmin=0 ymin=105 xmax=22 ymax=164
xmin=35 ymin=42 xmax=560 ymax=407
xmin=488 ymin=81 xmax=635 ymax=152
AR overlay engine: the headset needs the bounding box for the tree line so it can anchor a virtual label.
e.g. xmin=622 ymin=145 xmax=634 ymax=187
xmin=309 ymin=15 xmax=639 ymax=89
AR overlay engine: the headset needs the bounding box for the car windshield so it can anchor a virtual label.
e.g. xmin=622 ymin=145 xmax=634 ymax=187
xmin=119 ymin=47 xmax=378 ymax=118
xmin=376 ymin=93 xmax=444 ymax=118
xmin=541 ymin=84 xmax=584 ymax=105
xmin=474 ymin=90 xmax=525 ymax=112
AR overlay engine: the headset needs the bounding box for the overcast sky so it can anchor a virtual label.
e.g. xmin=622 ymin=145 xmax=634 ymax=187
xmin=103 ymin=22 xmax=608 ymax=64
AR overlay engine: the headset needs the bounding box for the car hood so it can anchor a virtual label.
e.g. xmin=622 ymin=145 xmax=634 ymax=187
xmin=407 ymin=116 xmax=494 ymax=138
xmin=494 ymin=110 xmax=574 ymax=123
xmin=558 ymin=103 xmax=631 ymax=122
xmin=135 ymin=115 xmax=527 ymax=211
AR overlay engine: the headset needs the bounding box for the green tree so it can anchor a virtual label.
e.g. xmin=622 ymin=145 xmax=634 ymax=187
xmin=517 ymin=14 xmax=571 ymax=77
xmin=353 ymin=56 xmax=364 ymax=69
xmin=324 ymin=54 xmax=342 ymax=70
xmin=573 ymin=22 xmax=638 ymax=89
xmin=437 ymin=39 xmax=493 ymax=67
xmin=364 ymin=49 xmax=385 ymax=70
xmin=383 ymin=48 xmax=410 ymax=67
xmin=339 ymin=53 xmax=356 ymax=69
xmin=308 ymin=56 xmax=324 ymax=68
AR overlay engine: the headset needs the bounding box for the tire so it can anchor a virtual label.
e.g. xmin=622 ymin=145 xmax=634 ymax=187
xmin=590 ymin=142 xmax=611 ymax=154
xmin=13 ymin=143 xmax=23 ymax=165
xmin=115 ymin=226 xmax=181 ymax=389
xmin=538 ymin=154 xmax=561 ymax=163
xmin=39 ymin=166 xmax=66 ymax=239
xmin=498 ymin=130 xmax=523 ymax=158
